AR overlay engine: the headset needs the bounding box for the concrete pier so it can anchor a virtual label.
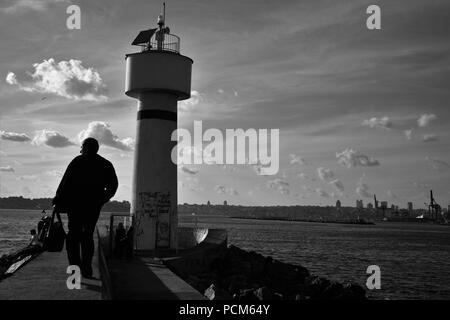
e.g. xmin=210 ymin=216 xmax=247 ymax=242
xmin=0 ymin=246 xmax=102 ymax=300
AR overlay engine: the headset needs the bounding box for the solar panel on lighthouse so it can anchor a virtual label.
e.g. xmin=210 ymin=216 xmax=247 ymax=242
xmin=131 ymin=28 xmax=157 ymax=46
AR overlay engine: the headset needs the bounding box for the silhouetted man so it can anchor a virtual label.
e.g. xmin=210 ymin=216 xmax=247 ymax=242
xmin=53 ymin=137 xmax=118 ymax=278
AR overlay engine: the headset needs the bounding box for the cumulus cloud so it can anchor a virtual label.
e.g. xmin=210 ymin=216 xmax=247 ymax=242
xmin=336 ymin=148 xmax=380 ymax=168
xmin=329 ymin=179 xmax=344 ymax=195
xmin=179 ymin=90 xmax=202 ymax=112
xmin=421 ymin=134 xmax=438 ymax=142
xmin=317 ymin=167 xmax=334 ymax=181
xmin=0 ymin=0 xmax=67 ymax=13
xmin=6 ymin=58 xmax=107 ymax=101
xmin=32 ymin=130 xmax=76 ymax=148
xmin=404 ymin=129 xmax=413 ymax=140
xmin=315 ymin=188 xmax=330 ymax=198
xmin=5 ymin=72 xmax=18 ymax=85
xmin=214 ymin=185 xmax=239 ymax=196
xmin=266 ymin=178 xmax=290 ymax=195
xmin=418 ymin=114 xmax=437 ymax=127
xmin=289 ymin=154 xmax=307 ymax=165
xmin=0 ymin=130 xmax=31 ymax=142
xmin=0 ymin=166 xmax=15 ymax=172
xmin=362 ymin=117 xmax=392 ymax=130
xmin=180 ymin=165 xmax=199 ymax=175
xmin=426 ymin=157 xmax=450 ymax=171
xmin=78 ymin=122 xmax=134 ymax=151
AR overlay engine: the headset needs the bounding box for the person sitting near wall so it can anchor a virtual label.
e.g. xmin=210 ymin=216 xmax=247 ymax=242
xmin=28 ymin=229 xmax=43 ymax=247
xmin=114 ymin=223 xmax=127 ymax=259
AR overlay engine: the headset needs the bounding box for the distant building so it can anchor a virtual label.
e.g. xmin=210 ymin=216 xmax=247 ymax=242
xmin=380 ymin=201 xmax=388 ymax=209
xmin=336 ymin=200 xmax=341 ymax=209
xmin=356 ymin=199 xmax=364 ymax=209
xmin=367 ymin=203 xmax=374 ymax=209
xmin=224 ymin=200 xmax=228 ymax=206
xmin=408 ymin=202 xmax=413 ymax=211
xmin=207 ymin=200 xmax=211 ymax=206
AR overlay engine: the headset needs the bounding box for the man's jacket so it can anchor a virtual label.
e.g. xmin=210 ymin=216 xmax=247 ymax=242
xmin=53 ymin=154 xmax=118 ymax=211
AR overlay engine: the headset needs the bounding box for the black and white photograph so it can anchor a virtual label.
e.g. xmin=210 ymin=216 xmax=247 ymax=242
xmin=0 ymin=0 xmax=449 ymax=312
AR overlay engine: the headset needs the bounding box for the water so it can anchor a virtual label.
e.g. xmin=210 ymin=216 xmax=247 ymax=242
xmin=1 ymin=209 xmax=450 ymax=300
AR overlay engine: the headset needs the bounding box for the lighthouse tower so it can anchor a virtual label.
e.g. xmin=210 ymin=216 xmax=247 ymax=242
xmin=125 ymin=12 xmax=193 ymax=252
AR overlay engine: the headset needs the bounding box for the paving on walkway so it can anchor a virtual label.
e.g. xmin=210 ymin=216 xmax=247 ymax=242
xmin=107 ymin=256 xmax=205 ymax=300
xmin=0 ymin=245 xmax=102 ymax=300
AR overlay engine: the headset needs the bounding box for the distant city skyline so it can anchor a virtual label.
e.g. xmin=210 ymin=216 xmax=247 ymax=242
xmin=1 ymin=0 xmax=449 ymax=209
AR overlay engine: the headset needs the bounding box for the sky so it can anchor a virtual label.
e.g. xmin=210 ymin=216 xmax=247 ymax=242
xmin=0 ymin=0 xmax=449 ymax=208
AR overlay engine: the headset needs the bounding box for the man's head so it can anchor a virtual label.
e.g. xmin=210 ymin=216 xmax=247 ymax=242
xmin=81 ymin=137 xmax=99 ymax=155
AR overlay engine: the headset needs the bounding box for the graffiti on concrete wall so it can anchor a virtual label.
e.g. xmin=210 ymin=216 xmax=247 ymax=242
xmin=136 ymin=191 xmax=171 ymax=248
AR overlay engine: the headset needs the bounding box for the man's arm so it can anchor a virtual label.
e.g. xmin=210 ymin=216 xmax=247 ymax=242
xmin=52 ymin=159 xmax=76 ymax=207
xmin=103 ymin=162 xmax=119 ymax=204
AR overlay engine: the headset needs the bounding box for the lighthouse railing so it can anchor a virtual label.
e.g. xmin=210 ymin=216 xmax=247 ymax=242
xmin=140 ymin=33 xmax=180 ymax=54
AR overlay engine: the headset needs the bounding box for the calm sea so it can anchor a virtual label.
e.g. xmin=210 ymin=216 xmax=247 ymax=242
xmin=1 ymin=209 xmax=450 ymax=300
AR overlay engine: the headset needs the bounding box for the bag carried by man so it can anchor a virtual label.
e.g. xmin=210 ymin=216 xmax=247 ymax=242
xmin=43 ymin=209 xmax=66 ymax=252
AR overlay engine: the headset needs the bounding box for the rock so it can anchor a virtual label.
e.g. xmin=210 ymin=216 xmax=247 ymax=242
xmin=273 ymin=292 xmax=284 ymax=300
xmin=321 ymin=281 xmax=344 ymax=299
xmin=304 ymin=276 xmax=332 ymax=299
xmin=204 ymin=284 xmax=232 ymax=300
xmin=255 ymin=287 xmax=273 ymax=300
xmin=236 ymin=288 xmax=259 ymax=301
xmin=336 ymin=283 xmax=367 ymax=300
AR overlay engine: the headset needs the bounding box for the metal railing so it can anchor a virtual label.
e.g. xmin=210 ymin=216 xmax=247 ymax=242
xmin=140 ymin=33 xmax=180 ymax=53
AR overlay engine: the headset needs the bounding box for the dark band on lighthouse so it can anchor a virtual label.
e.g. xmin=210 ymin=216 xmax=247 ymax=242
xmin=137 ymin=109 xmax=177 ymax=121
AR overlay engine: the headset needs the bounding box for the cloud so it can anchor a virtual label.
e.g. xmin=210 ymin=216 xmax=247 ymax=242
xmin=179 ymin=90 xmax=202 ymax=112
xmin=0 ymin=130 xmax=31 ymax=142
xmin=5 ymin=72 xmax=18 ymax=85
xmin=315 ymin=188 xmax=330 ymax=198
xmin=336 ymin=148 xmax=380 ymax=168
xmin=404 ymin=129 xmax=413 ymax=140
xmin=387 ymin=190 xmax=397 ymax=199
xmin=45 ymin=170 xmax=63 ymax=177
xmin=179 ymin=177 xmax=203 ymax=192
xmin=362 ymin=117 xmax=392 ymax=130
xmin=32 ymin=130 xmax=76 ymax=148
xmin=289 ymin=154 xmax=307 ymax=165
xmin=421 ymin=134 xmax=438 ymax=142
xmin=413 ymin=181 xmax=428 ymax=189
xmin=6 ymin=59 xmax=107 ymax=101
xmin=0 ymin=0 xmax=67 ymax=13
xmin=317 ymin=167 xmax=334 ymax=181
xmin=297 ymin=172 xmax=311 ymax=180
xmin=426 ymin=157 xmax=450 ymax=171
xmin=0 ymin=166 xmax=15 ymax=172
xmin=266 ymin=178 xmax=290 ymax=195
xmin=22 ymin=186 xmax=32 ymax=196
xmin=417 ymin=114 xmax=437 ymax=127
xmin=329 ymin=179 xmax=344 ymax=195
xmin=180 ymin=165 xmax=199 ymax=175
xmin=17 ymin=175 xmax=38 ymax=181
xmin=214 ymin=185 xmax=239 ymax=196
xmin=356 ymin=177 xmax=372 ymax=198
xmin=78 ymin=121 xmax=134 ymax=151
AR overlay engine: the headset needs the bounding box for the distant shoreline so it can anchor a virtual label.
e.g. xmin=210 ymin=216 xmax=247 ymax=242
xmin=229 ymin=216 xmax=375 ymax=225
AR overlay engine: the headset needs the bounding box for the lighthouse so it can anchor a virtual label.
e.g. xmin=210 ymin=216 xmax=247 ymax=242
xmin=125 ymin=11 xmax=193 ymax=252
